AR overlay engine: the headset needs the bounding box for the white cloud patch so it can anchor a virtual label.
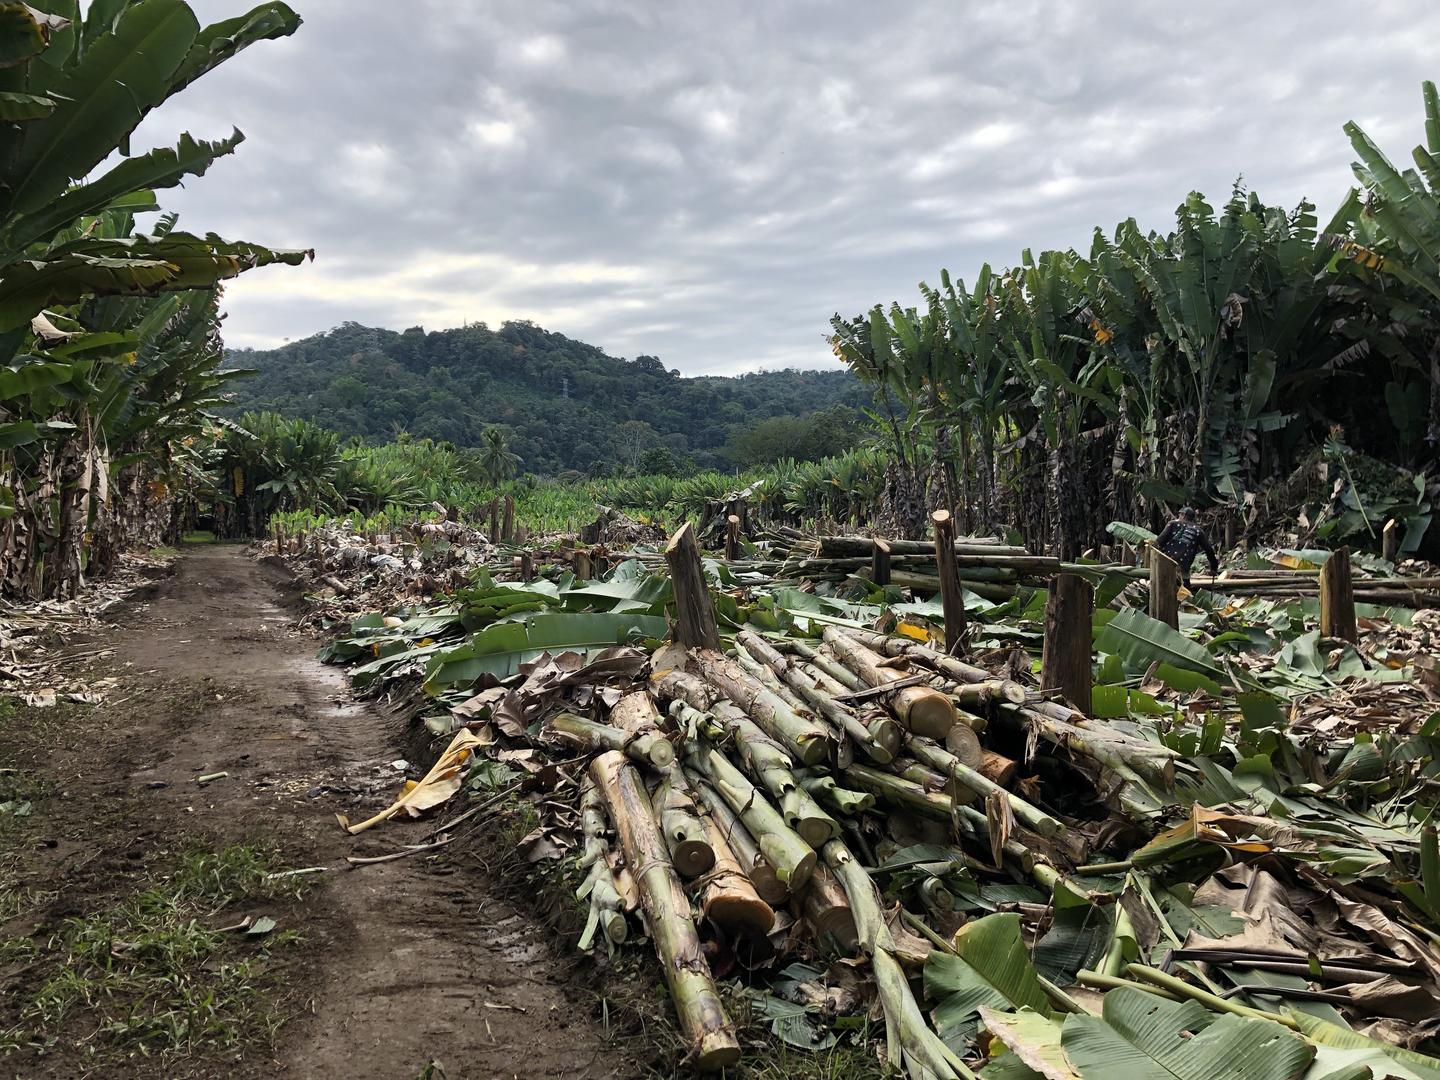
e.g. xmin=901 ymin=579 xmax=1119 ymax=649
xmin=140 ymin=0 xmax=1440 ymax=374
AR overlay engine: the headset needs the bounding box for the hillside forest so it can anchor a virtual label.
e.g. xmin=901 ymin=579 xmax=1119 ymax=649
xmin=223 ymin=321 xmax=868 ymax=474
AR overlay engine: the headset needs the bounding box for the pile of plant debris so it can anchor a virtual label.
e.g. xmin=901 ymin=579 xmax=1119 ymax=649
xmin=260 ymin=510 xmax=632 ymax=633
xmin=311 ymin=530 xmax=1440 ymax=1078
xmin=0 ymin=548 xmax=176 ymax=710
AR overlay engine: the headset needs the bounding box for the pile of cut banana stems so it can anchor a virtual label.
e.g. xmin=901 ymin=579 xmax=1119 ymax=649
xmin=549 ymin=622 xmax=1170 ymax=1072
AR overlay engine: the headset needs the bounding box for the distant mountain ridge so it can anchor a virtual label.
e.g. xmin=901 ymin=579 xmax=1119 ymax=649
xmin=221 ymin=320 xmax=866 ymax=474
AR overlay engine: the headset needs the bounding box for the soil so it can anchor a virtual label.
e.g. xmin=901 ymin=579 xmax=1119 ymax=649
xmin=0 ymin=544 xmax=647 ymax=1079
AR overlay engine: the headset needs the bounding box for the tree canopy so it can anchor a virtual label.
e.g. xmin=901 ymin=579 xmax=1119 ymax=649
xmin=222 ymin=320 xmax=866 ymax=474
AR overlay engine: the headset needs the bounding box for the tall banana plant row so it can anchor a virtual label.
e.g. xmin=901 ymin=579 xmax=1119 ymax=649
xmin=834 ymin=82 xmax=1440 ymax=558
xmin=0 ymin=1 xmax=311 ymax=599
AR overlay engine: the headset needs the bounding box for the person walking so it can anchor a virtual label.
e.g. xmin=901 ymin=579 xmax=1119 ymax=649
xmin=1154 ymin=506 xmax=1219 ymax=590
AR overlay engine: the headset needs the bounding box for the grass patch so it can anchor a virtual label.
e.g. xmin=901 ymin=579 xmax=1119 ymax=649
xmin=180 ymin=531 xmax=216 ymax=544
xmin=0 ymin=843 xmax=311 ymax=1064
xmin=0 ymin=767 xmax=50 ymax=825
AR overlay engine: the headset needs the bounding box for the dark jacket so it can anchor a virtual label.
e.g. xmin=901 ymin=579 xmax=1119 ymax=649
xmin=1155 ymin=519 xmax=1219 ymax=577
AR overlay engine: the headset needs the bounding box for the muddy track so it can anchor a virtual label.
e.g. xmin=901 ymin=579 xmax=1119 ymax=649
xmin=4 ymin=544 xmax=643 ymax=1079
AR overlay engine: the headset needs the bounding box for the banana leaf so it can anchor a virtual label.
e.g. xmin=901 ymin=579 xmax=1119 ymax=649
xmin=1290 ymin=1011 xmax=1440 ymax=1080
xmin=1106 ymin=521 xmax=1157 ymax=546
xmin=1032 ymin=898 xmax=1115 ymax=985
xmin=979 ymin=1007 xmax=1078 ymax=1079
xmin=1061 ymin=986 xmax=1313 ymax=1080
xmin=923 ymin=913 xmax=1054 ymax=1049
xmin=1096 ymin=608 xmax=1262 ymax=692
xmin=424 ymin=612 xmax=668 ymax=690
xmin=1090 ymin=684 xmax=1172 ymax=719
xmin=559 ymin=571 xmax=670 ymax=613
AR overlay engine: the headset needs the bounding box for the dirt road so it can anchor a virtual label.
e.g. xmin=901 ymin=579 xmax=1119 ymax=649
xmin=0 ymin=545 xmax=643 ymax=1079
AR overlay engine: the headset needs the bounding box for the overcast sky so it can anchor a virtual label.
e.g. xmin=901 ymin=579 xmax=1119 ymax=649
xmin=136 ymin=0 xmax=1440 ymax=375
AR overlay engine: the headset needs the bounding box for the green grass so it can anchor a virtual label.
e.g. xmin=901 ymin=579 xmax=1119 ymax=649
xmin=0 ymin=843 xmax=311 ymax=1062
xmin=179 ymin=530 xmax=217 ymax=544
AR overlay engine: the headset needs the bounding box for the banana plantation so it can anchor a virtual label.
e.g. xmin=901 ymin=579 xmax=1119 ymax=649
xmin=0 ymin=1 xmax=308 ymax=599
xmin=832 ymin=85 xmax=1440 ymax=561
xmin=6 ymin=3 xmax=1440 ymax=1079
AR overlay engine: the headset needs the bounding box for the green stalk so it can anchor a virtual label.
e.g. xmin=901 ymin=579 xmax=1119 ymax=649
xmin=821 ymin=840 xmax=976 ymax=1080
xmin=843 ymin=764 xmax=1034 ymax=871
xmin=549 ymin=711 xmax=675 ymax=769
xmin=1100 ymin=903 xmax=1135 ymax=977
xmin=1077 ymin=969 xmax=1181 ymax=1000
xmin=797 ymin=771 xmax=875 ymax=815
xmin=736 ymin=630 xmax=898 ymax=763
xmin=693 ymin=651 xmax=835 ymax=765
xmin=589 ymin=752 xmax=740 ymax=1070
xmin=907 ymin=735 xmax=1060 ymax=837
xmin=576 ymin=777 xmax=628 ymax=950
xmin=686 ymin=746 xmax=815 ymax=889
xmin=1124 ymin=964 xmax=1297 ymax=1028
xmin=873 ymin=948 xmax=978 ymax=1080
xmin=688 ymin=775 xmax=788 ymax=905
xmin=666 ymin=695 xmax=838 ymax=847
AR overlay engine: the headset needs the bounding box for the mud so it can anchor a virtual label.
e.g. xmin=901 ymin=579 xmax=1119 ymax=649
xmin=0 ymin=544 xmax=643 ymax=1079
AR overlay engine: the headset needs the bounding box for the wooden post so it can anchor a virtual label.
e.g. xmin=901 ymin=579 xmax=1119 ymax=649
xmin=1042 ymin=573 xmax=1094 ymax=715
xmin=1320 ymin=545 xmax=1357 ymax=643
xmin=871 ymin=538 xmax=891 ymax=587
xmin=1383 ymin=519 xmax=1401 ymax=563
xmin=515 ymin=522 xmax=528 ymax=545
xmin=574 ymin=550 xmax=592 ymax=580
xmin=724 ymin=515 xmax=741 ymax=561
xmin=488 ymin=499 xmax=499 ymax=542
xmin=502 ymin=495 xmax=515 ymax=543
xmin=1148 ymin=547 xmax=1179 ymax=630
xmin=520 ymin=550 xmax=534 ymax=581
xmin=931 ymin=510 xmax=966 ymax=654
xmin=273 ymin=521 xmax=284 ymax=556
xmin=665 ymin=522 xmax=722 ymax=651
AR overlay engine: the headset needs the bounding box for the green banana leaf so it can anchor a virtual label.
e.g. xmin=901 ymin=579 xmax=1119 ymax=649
xmin=1090 ymin=684 xmax=1171 ymax=719
xmin=5 ymin=130 xmax=245 ymax=252
xmin=424 ymin=612 xmax=667 ymax=690
xmin=171 ymin=2 xmax=301 ymax=92
xmin=979 ymin=1007 xmax=1077 ymax=1079
xmin=1032 ymin=897 xmax=1115 ymax=985
xmin=559 ymin=570 xmax=671 ymax=613
xmin=1061 ymin=987 xmax=1313 ymax=1080
xmin=0 ymin=90 xmax=55 ymax=120
xmin=923 ymin=913 xmax=1054 ymax=1048
xmin=1290 ymin=1011 xmax=1440 ymax=1080
xmin=0 ymin=5 xmax=53 ymax=69
xmin=1096 ymin=608 xmax=1261 ymax=691
xmin=8 ymin=0 xmax=201 ymax=215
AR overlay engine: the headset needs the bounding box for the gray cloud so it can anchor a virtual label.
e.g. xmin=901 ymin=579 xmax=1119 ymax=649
xmin=134 ymin=0 xmax=1440 ymax=373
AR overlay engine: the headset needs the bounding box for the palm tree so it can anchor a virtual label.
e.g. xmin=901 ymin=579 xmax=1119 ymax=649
xmin=477 ymin=426 xmax=521 ymax=485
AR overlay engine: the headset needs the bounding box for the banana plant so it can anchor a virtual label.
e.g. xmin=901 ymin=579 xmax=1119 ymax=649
xmin=0 ymin=0 xmax=309 ymax=597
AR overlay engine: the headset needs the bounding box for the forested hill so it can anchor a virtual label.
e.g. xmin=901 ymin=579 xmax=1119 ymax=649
xmin=222 ymin=320 xmax=866 ymax=474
